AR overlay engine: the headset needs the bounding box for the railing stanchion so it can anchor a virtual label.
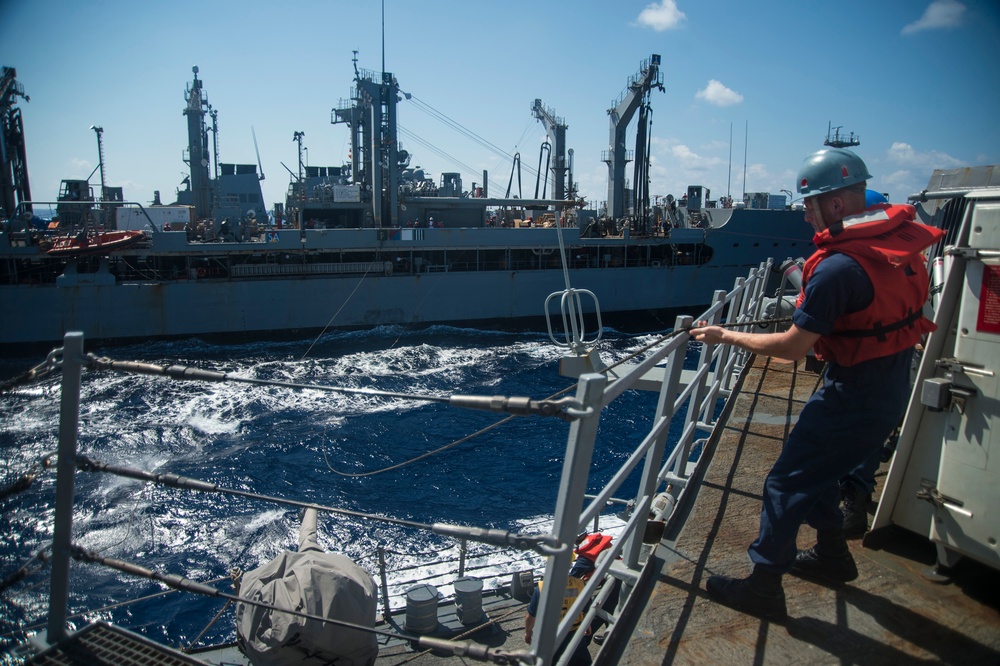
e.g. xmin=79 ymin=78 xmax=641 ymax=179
xmin=377 ymin=545 xmax=391 ymax=623
xmin=48 ymin=332 xmax=84 ymax=645
xmin=623 ymin=315 xmax=690 ymax=569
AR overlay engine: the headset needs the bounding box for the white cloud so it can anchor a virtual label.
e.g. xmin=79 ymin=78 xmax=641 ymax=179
xmin=636 ymin=0 xmax=686 ymax=31
xmin=695 ymin=80 xmax=744 ymax=107
xmin=883 ymin=170 xmax=914 ymax=187
xmin=652 ymin=138 xmax=725 ymax=169
xmin=886 ymin=142 xmax=963 ymax=168
xmin=702 ymin=139 xmax=730 ymax=152
xmin=66 ymin=158 xmax=94 ymax=179
xmin=902 ymin=0 xmax=966 ymax=35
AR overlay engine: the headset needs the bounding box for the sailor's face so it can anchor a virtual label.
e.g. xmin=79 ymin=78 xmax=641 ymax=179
xmin=803 ymin=195 xmax=827 ymax=233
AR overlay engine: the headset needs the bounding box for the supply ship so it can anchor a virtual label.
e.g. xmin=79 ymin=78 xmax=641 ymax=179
xmin=0 ymin=57 xmax=813 ymax=350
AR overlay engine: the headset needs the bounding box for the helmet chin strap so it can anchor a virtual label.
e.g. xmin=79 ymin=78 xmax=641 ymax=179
xmin=809 ymin=196 xmax=826 ymax=231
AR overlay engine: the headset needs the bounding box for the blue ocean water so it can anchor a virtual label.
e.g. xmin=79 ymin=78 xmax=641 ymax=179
xmin=0 ymin=325 xmax=689 ymax=650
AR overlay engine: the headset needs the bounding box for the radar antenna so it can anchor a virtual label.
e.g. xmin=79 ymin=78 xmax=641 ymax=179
xmin=824 ymin=121 xmax=860 ymax=148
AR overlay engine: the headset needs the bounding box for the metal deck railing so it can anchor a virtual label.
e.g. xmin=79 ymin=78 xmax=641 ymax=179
xmin=22 ymin=258 xmax=788 ymax=665
xmin=531 ymin=259 xmax=782 ymax=665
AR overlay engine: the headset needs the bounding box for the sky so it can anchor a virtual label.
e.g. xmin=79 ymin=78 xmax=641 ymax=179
xmin=2 ymin=0 xmax=998 ymax=214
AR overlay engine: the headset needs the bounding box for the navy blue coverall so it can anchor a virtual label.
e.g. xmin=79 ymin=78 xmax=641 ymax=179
xmin=749 ymin=253 xmax=914 ymax=573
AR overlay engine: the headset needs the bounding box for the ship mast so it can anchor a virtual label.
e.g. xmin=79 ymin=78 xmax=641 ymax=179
xmin=183 ymin=66 xmax=213 ymax=219
xmin=90 ymin=125 xmax=106 ymax=195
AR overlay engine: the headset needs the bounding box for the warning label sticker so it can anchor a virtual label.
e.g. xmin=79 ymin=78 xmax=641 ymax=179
xmin=977 ymin=265 xmax=1000 ymax=334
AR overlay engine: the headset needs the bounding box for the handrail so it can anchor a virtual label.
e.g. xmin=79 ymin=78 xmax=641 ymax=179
xmin=15 ymin=200 xmax=160 ymax=234
xmin=532 ymin=259 xmax=780 ymax=665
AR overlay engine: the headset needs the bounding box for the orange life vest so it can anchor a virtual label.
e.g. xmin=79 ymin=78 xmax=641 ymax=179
xmin=536 ymin=576 xmax=587 ymax=630
xmin=575 ymin=533 xmax=613 ymax=561
xmin=797 ymin=204 xmax=944 ymax=367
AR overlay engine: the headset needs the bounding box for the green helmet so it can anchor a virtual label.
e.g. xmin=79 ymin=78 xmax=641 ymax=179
xmin=796 ymin=147 xmax=871 ymax=198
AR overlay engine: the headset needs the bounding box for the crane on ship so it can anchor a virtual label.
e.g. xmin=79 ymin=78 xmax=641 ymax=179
xmin=604 ymin=54 xmax=664 ymax=223
xmin=0 ymin=66 xmax=32 ymax=222
xmin=531 ymin=99 xmax=569 ymax=202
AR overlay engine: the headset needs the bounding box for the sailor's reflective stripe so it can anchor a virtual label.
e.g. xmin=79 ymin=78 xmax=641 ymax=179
xmin=537 ymin=577 xmax=587 ymax=631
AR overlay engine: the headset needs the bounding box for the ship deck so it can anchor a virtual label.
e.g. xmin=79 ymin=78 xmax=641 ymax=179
xmin=604 ymin=355 xmax=1000 ymax=665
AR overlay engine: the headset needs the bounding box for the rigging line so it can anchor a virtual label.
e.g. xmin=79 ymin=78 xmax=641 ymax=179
xmin=398 ymin=125 xmax=516 ymax=188
xmin=299 ymin=259 xmax=379 ymax=361
xmin=407 ymin=97 xmax=501 ymax=154
xmin=323 ymin=331 xmax=698 ymax=478
xmin=183 ymin=598 xmax=233 ymax=653
xmin=70 ymin=545 xmax=534 ymax=665
xmin=84 ymin=354 xmax=585 ymax=421
xmin=403 ymin=98 xmax=543 ymax=192
xmin=0 ymin=546 xmax=50 ymax=595
xmin=404 ymin=110 xmax=505 ymax=166
xmin=0 ymin=348 xmax=61 ymax=393
xmin=406 ymin=96 xmax=513 ymax=160
xmin=73 ymin=455 xmax=566 ymax=556
xmin=69 ymin=544 xmax=411 ymax=641
xmin=384 ymin=248 xmax=481 ymax=349
xmin=322 ymin=411 xmax=516 ymax=477
xmin=1 ymin=573 xmax=233 ymax=641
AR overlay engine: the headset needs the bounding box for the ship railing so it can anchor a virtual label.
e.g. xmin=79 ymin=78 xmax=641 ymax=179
xmin=27 ymin=333 xmax=632 ymax=663
xmin=23 ymin=260 xmax=779 ymax=664
xmin=531 ymin=259 xmax=779 ymax=665
xmin=13 ymin=200 xmax=161 ymax=235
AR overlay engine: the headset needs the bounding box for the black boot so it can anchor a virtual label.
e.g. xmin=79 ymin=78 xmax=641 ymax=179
xmin=792 ymin=529 xmax=858 ymax=583
xmin=841 ymin=485 xmax=871 ymax=538
xmin=706 ymin=566 xmax=787 ymax=620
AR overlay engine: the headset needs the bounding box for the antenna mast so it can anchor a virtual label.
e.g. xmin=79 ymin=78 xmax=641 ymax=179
xmin=727 ymin=122 xmax=732 ymax=199
xmin=90 ymin=125 xmax=106 ymax=194
xmin=293 ymin=131 xmax=305 ymax=183
xmin=252 ymin=126 xmax=265 ymax=181
xmin=824 ymin=121 xmax=860 ymax=148
xmin=742 ymin=120 xmax=748 ymax=201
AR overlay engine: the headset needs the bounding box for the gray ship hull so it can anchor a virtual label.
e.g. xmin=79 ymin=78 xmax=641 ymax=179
xmin=0 ymin=209 xmax=813 ymax=347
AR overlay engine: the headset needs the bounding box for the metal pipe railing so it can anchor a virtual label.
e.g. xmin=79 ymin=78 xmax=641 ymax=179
xmin=531 ymin=259 xmax=779 ymax=665
xmin=47 ymin=333 xmax=84 ymax=644
xmin=31 ymin=258 xmax=784 ymax=662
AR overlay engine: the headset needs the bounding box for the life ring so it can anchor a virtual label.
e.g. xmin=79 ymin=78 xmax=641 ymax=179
xmin=196 ymin=267 xmax=207 ymax=278
xmin=650 ymin=260 xmax=662 ymax=268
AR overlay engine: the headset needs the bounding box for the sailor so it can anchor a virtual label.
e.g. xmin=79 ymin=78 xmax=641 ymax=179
xmin=572 ymin=532 xmax=613 ymax=581
xmin=523 ymin=555 xmax=596 ymax=666
xmin=427 ymin=216 xmax=434 ymax=228
xmin=243 ymin=209 xmax=257 ymax=241
xmin=689 ymin=148 xmax=944 ymax=620
xmin=838 ymin=188 xmax=893 ymax=537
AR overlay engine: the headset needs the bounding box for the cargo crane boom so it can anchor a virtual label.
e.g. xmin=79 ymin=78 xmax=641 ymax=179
xmin=0 ymin=66 xmax=32 ymax=219
xmin=605 ymin=55 xmax=663 ymax=220
xmin=531 ymin=99 xmax=568 ymax=201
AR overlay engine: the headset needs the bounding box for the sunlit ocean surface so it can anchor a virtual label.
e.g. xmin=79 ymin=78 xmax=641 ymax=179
xmin=0 ymin=325 xmax=691 ymax=649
